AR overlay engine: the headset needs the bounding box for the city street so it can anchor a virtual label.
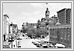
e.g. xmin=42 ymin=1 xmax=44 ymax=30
xmin=19 ymin=35 xmax=38 ymax=48
xmin=2 ymin=2 xmax=71 ymax=49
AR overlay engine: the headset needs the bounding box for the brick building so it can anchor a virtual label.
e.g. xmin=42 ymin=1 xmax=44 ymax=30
xmin=57 ymin=8 xmax=71 ymax=25
xmin=48 ymin=24 xmax=71 ymax=48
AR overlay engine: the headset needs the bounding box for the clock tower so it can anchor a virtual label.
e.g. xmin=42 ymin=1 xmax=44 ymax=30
xmin=45 ymin=8 xmax=50 ymax=20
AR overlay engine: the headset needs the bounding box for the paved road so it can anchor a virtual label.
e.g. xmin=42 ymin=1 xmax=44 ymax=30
xmin=19 ymin=37 xmax=37 ymax=48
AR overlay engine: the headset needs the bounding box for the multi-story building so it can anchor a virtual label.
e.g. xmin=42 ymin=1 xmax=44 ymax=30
xmin=9 ymin=23 xmax=18 ymax=34
xmin=26 ymin=23 xmax=37 ymax=29
xmin=22 ymin=22 xmax=37 ymax=32
xmin=48 ymin=24 xmax=71 ymax=48
xmin=57 ymin=8 xmax=71 ymax=25
xmin=40 ymin=8 xmax=50 ymax=27
xmin=48 ymin=15 xmax=58 ymax=25
xmin=51 ymin=15 xmax=58 ymax=24
xmin=3 ymin=14 xmax=10 ymax=41
xmin=66 ymin=9 xmax=71 ymax=24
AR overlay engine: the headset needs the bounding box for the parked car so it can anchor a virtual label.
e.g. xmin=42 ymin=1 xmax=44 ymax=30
xmin=31 ymin=39 xmax=42 ymax=47
xmin=55 ymin=43 xmax=66 ymax=48
xmin=41 ymin=43 xmax=49 ymax=48
xmin=32 ymin=41 xmax=42 ymax=47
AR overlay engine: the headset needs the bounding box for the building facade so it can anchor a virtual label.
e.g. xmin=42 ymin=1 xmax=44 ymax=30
xmin=9 ymin=23 xmax=18 ymax=34
xmin=49 ymin=25 xmax=71 ymax=48
xmin=57 ymin=8 xmax=71 ymax=25
xmin=66 ymin=9 xmax=71 ymax=24
xmin=3 ymin=14 xmax=10 ymax=41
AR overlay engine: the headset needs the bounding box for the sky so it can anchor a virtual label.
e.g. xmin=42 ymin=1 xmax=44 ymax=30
xmin=3 ymin=3 xmax=71 ymax=29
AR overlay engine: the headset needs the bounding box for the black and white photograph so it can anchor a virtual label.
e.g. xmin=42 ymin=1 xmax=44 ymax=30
xmin=1 ymin=1 xmax=73 ymax=50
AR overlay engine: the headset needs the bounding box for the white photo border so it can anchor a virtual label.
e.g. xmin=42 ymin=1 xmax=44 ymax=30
xmin=1 ymin=1 xmax=73 ymax=50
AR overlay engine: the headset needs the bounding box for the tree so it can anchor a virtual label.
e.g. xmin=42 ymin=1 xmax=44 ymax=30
xmin=26 ymin=28 xmax=35 ymax=38
xmin=34 ymin=27 xmax=48 ymax=38
xmin=21 ymin=23 xmax=27 ymax=33
xmin=41 ymin=18 xmax=46 ymax=22
xmin=37 ymin=20 xmax=41 ymax=24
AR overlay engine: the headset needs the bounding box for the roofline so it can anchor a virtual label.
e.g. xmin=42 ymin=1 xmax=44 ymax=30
xmin=57 ymin=8 xmax=67 ymax=13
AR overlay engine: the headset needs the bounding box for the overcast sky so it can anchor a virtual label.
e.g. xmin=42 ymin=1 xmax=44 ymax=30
xmin=3 ymin=3 xmax=71 ymax=29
